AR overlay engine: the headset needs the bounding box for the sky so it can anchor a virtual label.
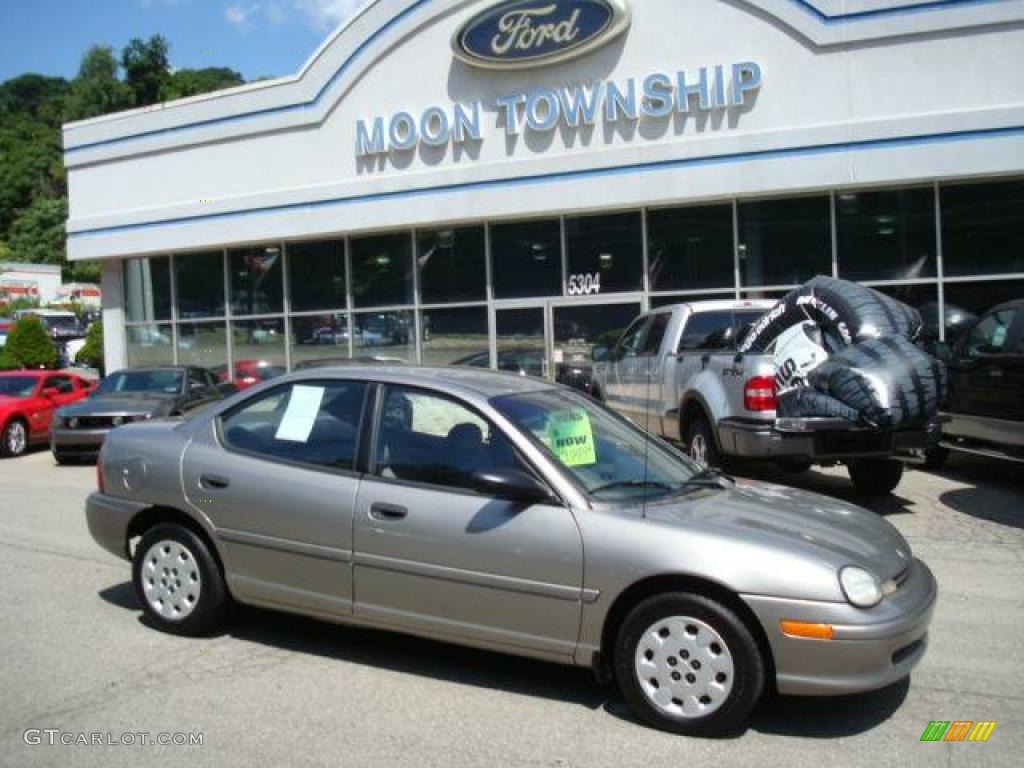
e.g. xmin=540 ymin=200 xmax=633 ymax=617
xmin=0 ymin=0 xmax=365 ymax=84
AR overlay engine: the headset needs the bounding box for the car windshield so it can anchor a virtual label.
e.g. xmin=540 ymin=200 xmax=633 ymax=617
xmin=0 ymin=377 xmax=37 ymax=397
xmin=97 ymin=370 xmax=184 ymax=395
xmin=43 ymin=315 xmax=80 ymax=330
xmin=491 ymin=389 xmax=702 ymax=500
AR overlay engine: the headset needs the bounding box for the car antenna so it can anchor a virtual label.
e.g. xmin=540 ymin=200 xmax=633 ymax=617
xmin=642 ymin=351 xmax=652 ymax=519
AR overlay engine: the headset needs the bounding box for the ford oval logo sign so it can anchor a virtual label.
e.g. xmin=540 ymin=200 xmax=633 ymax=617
xmin=453 ymin=0 xmax=631 ymax=70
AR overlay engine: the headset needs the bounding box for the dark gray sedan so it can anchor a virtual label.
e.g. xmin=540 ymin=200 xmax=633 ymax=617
xmin=85 ymin=366 xmax=936 ymax=735
xmin=52 ymin=366 xmax=229 ymax=463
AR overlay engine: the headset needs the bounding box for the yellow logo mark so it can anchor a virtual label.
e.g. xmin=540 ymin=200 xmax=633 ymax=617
xmin=968 ymin=721 xmax=997 ymax=742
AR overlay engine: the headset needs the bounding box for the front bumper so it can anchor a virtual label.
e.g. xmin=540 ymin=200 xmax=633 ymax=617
xmin=50 ymin=426 xmax=111 ymax=457
xmin=718 ymin=416 xmax=943 ymax=461
xmin=85 ymin=492 xmax=149 ymax=561
xmin=742 ymin=557 xmax=937 ymax=696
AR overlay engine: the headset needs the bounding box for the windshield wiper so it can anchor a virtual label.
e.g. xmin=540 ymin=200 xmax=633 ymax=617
xmin=591 ymin=480 xmax=675 ymax=495
xmin=678 ymin=466 xmax=734 ymax=492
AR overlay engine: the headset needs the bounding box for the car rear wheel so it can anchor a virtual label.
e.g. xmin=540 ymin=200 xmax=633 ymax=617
xmin=847 ymin=458 xmax=904 ymax=495
xmin=614 ymin=592 xmax=765 ymax=736
xmin=132 ymin=524 xmax=226 ymax=636
xmin=922 ymin=446 xmax=949 ymax=470
xmin=1 ymin=418 xmax=28 ymax=458
xmin=683 ymin=416 xmax=721 ymax=469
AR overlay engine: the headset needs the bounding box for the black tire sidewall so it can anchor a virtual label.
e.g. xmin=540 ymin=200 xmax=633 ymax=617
xmin=614 ymin=592 xmax=765 ymax=736
xmin=684 ymin=416 xmax=721 ymax=468
xmin=132 ymin=523 xmax=226 ymax=636
xmin=848 ymin=458 xmax=904 ymax=495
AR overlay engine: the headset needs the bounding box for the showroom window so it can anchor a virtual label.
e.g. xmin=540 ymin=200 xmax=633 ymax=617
xmin=229 ymin=244 xmax=284 ymax=316
xmin=353 ymin=310 xmax=416 ymax=362
xmin=941 ymin=179 xmax=1024 ymax=277
xmin=837 ymin=187 xmax=936 ymax=281
xmin=177 ymin=322 xmax=228 ymax=369
xmin=350 ymin=233 xmax=414 ymax=308
xmin=552 ymin=303 xmax=640 ymax=368
xmin=564 ymin=212 xmax=643 ymax=295
xmin=233 ymin=318 xmax=287 ymax=370
xmin=490 ymin=218 xmax=562 ymax=299
xmin=175 ymin=251 xmax=226 ymax=319
xmin=123 ymin=256 xmax=172 ymax=322
xmin=290 ymin=313 xmax=350 ymax=368
xmin=288 ymin=240 xmax=347 ymax=313
xmin=942 ymin=280 xmax=1024 ymax=345
xmin=647 ymin=203 xmax=735 ymax=292
xmin=418 ymin=226 xmax=486 ymax=303
xmin=870 ymin=284 xmax=939 ymax=338
xmin=421 ymin=306 xmax=489 ymax=367
xmin=126 ymin=324 xmax=174 ymax=368
xmin=738 ymin=195 xmax=832 ymax=287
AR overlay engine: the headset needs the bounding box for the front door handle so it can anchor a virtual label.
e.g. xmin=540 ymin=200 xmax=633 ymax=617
xmin=199 ymin=474 xmax=230 ymax=490
xmin=369 ymin=502 xmax=408 ymax=521
xmin=989 ymin=369 xmax=1004 ymax=378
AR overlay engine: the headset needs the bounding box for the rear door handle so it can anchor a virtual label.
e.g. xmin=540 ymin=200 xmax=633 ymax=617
xmin=369 ymin=502 xmax=408 ymax=521
xmin=199 ymin=474 xmax=230 ymax=490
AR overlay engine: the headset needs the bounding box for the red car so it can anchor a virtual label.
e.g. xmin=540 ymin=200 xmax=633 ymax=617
xmin=0 ymin=371 xmax=95 ymax=458
xmin=212 ymin=360 xmax=286 ymax=391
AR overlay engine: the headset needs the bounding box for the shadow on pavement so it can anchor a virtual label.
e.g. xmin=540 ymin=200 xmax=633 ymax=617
xmin=99 ymin=581 xmax=911 ymax=738
xmin=929 ymin=453 xmax=1024 ymax=530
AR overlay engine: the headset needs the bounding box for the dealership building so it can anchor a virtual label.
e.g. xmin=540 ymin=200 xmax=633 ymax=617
xmin=63 ymin=0 xmax=1024 ymax=376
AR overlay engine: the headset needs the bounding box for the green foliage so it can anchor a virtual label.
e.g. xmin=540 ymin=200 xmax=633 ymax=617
xmin=0 ymin=74 xmax=69 ymax=128
xmin=4 ymin=315 xmax=56 ymax=369
xmin=122 ymin=36 xmax=170 ymax=107
xmin=75 ymin=320 xmax=104 ymax=368
xmin=0 ymin=348 xmax=20 ymax=371
xmin=63 ymin=46 xmax=135 ymax=122
xmin=7 ymin=196 xmax=67 ymax=268
xmin=161 ymin=67 xmax=244 ymax=101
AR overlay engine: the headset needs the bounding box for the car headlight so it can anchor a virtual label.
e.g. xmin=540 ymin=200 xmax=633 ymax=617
xmin=839 ymin=566 xmax=883 ymax=608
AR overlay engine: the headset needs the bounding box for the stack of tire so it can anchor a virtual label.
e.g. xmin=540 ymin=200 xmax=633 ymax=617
xmin=739 ymin=276 xmax=947 ymax=430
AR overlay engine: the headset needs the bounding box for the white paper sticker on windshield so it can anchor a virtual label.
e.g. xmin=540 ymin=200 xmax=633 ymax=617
xmin=274 ymin=385 xmax=324 ymax=443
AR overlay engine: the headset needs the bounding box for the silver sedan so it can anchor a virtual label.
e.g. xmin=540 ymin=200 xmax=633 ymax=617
xmin=85 ymin=365 xmax=936 ymax=735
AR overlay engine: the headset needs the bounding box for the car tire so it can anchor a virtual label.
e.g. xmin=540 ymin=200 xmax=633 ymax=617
xmin=53 ymin=451 xmax=75 ymax=466
xmin=683 ymin=416 xmax=721 ymax=469
xmin=614 ymin=592 xmax=765 ymax=736
xmin=847 ymin=458 xmax=904 ymax=495
xmin=922 ymin=446 xmax=949 ymax=470
xmin=776 ymin=458 xmax=812 ymax=474
xmin=1 ymin=418 xmax=29 ymax=458
xmin=132 ymin=523 xmax=226 ymax=636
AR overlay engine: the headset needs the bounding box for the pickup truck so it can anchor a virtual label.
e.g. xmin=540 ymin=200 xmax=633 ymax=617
xmin=925 ymin=298 xmax=1024 ymax=467
xmin=590 ymin=300 xmax=943 ymax=495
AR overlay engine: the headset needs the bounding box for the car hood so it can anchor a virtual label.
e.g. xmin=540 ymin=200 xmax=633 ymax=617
xmin=642 ymin=479 xmax=911 ymax=581
xmin=58 ymin=395 xmax=176 ymax=417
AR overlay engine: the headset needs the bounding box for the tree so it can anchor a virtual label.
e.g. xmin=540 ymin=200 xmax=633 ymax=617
xmin=75 ymin=320 xmax=104 ymax=371
xmin=161 ymin=67 xmax=244 ymax=101
xmin=122 ymin=36 xmax=170 ymax=108
xmin=0 ymin=74 xmax=69 ymax=127
xmin=4 ymin=315 xmax=56 ymax=369
xmin=7 ymin=197 xmax=66 ymax=269
xmin=0 ymin=115 xmax=65 ymax=236
xmin=63 ymin=46 xmax=134 ymax=122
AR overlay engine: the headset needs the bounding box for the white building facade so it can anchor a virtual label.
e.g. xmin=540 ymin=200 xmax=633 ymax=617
xmin=62 ymin=0 xmax=1024 ymax=375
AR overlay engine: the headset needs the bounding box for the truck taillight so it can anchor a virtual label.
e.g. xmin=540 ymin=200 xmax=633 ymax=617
xmin=744 ymin=376 xmax=777 ymax=411
xmin=96 ymin=462 xmax=105 ymax=493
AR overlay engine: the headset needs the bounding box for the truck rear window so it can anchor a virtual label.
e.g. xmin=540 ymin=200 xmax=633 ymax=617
xmin=678 ymin=311 xmax=763 ymax=352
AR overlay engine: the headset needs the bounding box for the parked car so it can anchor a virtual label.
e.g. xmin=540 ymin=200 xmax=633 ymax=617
xmin=86 ymin=365 xmax=935 ymax=736
xmin=453 ymin=348 xmax=593 ymax=393
xmin=51 ymin=366 xmax=230 ymax=463
xmin=294 ymin=356 xmax=406 ymax=369
xmin=212 ymin=360 xmax=287 ymax=391
xmin=13 ymin=309 xmax=85 ymax=342
xmin=591 ymin=301 xmax=944 ymax=495
xmin=0 ymin=318 xmax=11 ymax=348
xmin=925 ymin=299 xmax=1024 ymax=467
xmin=0 ymin=371 xmax=95 ymax=458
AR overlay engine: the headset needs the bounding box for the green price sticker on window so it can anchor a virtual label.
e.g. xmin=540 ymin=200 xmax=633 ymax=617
xmin=547 ymin=408 xmax=597 ymax=467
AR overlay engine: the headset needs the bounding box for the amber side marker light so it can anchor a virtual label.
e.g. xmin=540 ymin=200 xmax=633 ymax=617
xmin=780 ymin=620 xmax=835 ymax=640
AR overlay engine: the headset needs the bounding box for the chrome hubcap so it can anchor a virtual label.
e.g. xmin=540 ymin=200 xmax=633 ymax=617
xmin=7 ymin=422 xmax=26 ymax=455
xmin=634 ymin=616 xmax=735 ymax=719
xmin=140 ymin=540 xmax=201 ymax=621
xmin=689 ymin=434 xmax=708 ymax=467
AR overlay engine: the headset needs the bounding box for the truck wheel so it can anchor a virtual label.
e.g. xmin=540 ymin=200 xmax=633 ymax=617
xmin=614 ymin=592 xmax=765 ymax=736
xmin=922 ymin=446 xmax=949 ymax=470
xmin=684 ymin=417 xmax=721 ymax=469
xmin=847 ymin=458 xmax=904 ymax=495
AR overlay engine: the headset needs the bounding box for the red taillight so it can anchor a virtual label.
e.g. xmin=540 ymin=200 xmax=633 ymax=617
xmin=744 ymin=375 xmax=777 ymax=412
xmin=96 ymin=463 xmax=105 ymax=493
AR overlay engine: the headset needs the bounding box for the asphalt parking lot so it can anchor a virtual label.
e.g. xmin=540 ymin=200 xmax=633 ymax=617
xmin=1 ymin=450 xmax=1021 ymax=767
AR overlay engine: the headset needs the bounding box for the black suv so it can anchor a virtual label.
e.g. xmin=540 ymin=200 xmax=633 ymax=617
xmin=927 ymin=299 xmax=1024 ymax=467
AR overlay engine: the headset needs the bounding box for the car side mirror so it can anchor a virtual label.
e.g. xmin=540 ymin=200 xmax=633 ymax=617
xmin=471 ymin=469 xmax=552 ymax=504
xmin=41 ymin=387 xmax=60 ymax=398
xmin=591 ymin=345 xmax=609 ymax=362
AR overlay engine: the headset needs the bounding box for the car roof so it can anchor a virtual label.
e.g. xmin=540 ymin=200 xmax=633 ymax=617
xmin=652 ymin=299 xmax=776 ymax=314
xmin=990 ymin=298 xmax=1024 ymax=313
xmin=286 ymin=364 xmax=556 ymax=398
xmin=0 ymin=370 xmax=47 ymax=378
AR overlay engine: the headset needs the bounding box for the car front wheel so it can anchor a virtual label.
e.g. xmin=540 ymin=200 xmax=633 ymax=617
xmin=614 ymin=592 xmax=765 ymax=736
xmin=847 ymin=458 xmax=904 ymax=495
xmin=132 ymin=523 xmax=226 ymax=636
xmin=1 ymin=418 xmax=28 ymax=458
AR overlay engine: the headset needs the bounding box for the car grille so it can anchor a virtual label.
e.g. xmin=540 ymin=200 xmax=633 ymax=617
xmin=68 ymin=416 xmax=114 ymax=429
